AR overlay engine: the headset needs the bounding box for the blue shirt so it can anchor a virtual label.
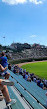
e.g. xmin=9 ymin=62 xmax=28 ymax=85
xmin=25 ymin=74 xmax=28 ymax=80
xmin=0 ymin=56 xmax=8 ymax=68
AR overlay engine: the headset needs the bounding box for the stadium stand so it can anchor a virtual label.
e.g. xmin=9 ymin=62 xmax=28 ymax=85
xmin=8 ymin=70 xmax=47 ymax=109
xmin=0 ymin=69 xmax=47 ymax=109
xmin=9 ymin=47 xmax=47 ymax=60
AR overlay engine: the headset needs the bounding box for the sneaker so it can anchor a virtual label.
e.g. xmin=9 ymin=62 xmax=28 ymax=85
xmin=6 ymin=99 xmax=16 ymax=106
xmin=1 ymin=79 xmax=14 ymax=86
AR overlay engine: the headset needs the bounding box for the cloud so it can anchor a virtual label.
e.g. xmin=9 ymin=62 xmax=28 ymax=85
xmin=29 ymin=0 xmax=43 ymax=5
xmin=30 ymin=35 xmax=37 ymax=38
xmin=2 ymin=0 xmax=27 ymax=5
xmin=2 ymin=0 xmax=44 ymax=5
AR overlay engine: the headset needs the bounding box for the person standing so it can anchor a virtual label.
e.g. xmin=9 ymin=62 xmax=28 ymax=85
xmin=0 ymin=52 xmax=10 ymax=79
xmin=0 ymin=52 xmax=8 ymax=68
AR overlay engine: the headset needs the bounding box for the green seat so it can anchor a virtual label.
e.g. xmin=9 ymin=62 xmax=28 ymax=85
xmin=9 ymin=76 xmax=44 ymax=109
xmin=8 ymin=86 xmax=25 ymax=109
xmin=8 ymin=70 xmax=46 ymax=108
xmin=18 ymin=76 xmax=47 ymax=106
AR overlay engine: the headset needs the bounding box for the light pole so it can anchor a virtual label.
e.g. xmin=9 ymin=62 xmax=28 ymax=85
xmin=3 ymin=36 xmax=6 ymax=46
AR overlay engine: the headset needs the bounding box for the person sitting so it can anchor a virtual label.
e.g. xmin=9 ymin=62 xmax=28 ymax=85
xmin=44 ymin=80 xmax=47 ymax=88
xmin=25 ymin=72 xmax=31 ymax=82
xmin=33 ymin=76 xmax=37 ymax=83
xmin=0 ymin=79 xmax=16 ymax=106
xmin=30 ymin=73 xmax=34 ymax=77
xmin=14 ymin=65 xmax=19 ymax=74
xmin=8 ymin=64 xmax=11 ymax=70
xmin=19 ymin=68 xmax=23 ymax=75
xmin=36 ymin=78 xmax=41 ymax=87
xmin=40 ymin=81 xmax=44 ymax=89
xmin=30 ymin=73 xmax=34 ymax=81
xmin=23 ymin=69 xmax=26 ymax=73
xmin=25 ymin=72 xmax=28 ymax=81
xmin=23 ymin=72 xmax=26 ymax=79
xmin=13 ymin=67 xmax=16 ymax=74
xmin=44 ymin=92 xmax=47 ymax=108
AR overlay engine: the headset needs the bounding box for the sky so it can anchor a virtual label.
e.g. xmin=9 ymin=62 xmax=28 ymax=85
xmin=0 ymin=0 xmax=47 ymax=46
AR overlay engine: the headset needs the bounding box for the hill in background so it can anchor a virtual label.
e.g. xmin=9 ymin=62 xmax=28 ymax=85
xmin=0 ymin=43 xmax=47 ymax=61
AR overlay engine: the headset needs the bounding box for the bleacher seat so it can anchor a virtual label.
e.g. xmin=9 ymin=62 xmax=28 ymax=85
xmin=8 ymin=70 xmax=46 ymax=109
xmin=8 ymin=86 xmax=25 ymax=109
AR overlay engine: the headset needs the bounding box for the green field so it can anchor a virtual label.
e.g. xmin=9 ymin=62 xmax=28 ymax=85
xmin=21 ymin=61 xmax=47 ymax=79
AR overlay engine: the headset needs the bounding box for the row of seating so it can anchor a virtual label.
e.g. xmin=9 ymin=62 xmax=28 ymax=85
xmin=0 ymin=74 xmax=26 ymax=109
xmin=9 ymin=76 xmax=44 ymax=109
xmin=8 ymin=70 xmax=46 ymax=109
xmin=8 ymin=86 xmax=25 ymax=109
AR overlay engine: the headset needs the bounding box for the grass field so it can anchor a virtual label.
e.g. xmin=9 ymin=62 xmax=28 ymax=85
xmin=21 ymin=61 xmax=47 ymax=79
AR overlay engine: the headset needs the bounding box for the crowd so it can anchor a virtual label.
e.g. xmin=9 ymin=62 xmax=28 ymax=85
xmin=9 ymin=63 xmax=47 ymax=107
xmin=10 ymin=64 xmax=47 ymax=90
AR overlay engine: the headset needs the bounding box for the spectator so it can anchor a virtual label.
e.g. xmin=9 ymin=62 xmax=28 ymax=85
xmin=25 ymin=72 xmax=28 ymax=81
xmin=0 ymin=52 xmax=10 ymax=79
xmin=30 ymin=73 xmax=34 ymax=81
xmin=22 ymin=69 xmax=26 ymax=77
xmin=19 ymin=68 xmax=23 ymax=75
xmin=8 ymin=64 xmax=11 ymax=70
xmin=36 ymin=79 xmax=41 ymax=87
xmin=14 ymin=65 xmax=19 ymax=74
xmin=44 ymin=80 xmax=47 ymax=88
xmin=13 ymin=67 xmax=16 ymax=74
xmin=33 ymin=76 xmax=36 ymax=82
xmin=0 ymin=52 xmax=8 ymax=68
xmin=23 ymin=69 xmax=26 ymax=73
xmin=25 ymin=72 xmax=31 ymax=82
xmin=40 ymin=82 xmax=44 ymax=89
xmin=44 ymin=92 xmax=47 ymax=108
